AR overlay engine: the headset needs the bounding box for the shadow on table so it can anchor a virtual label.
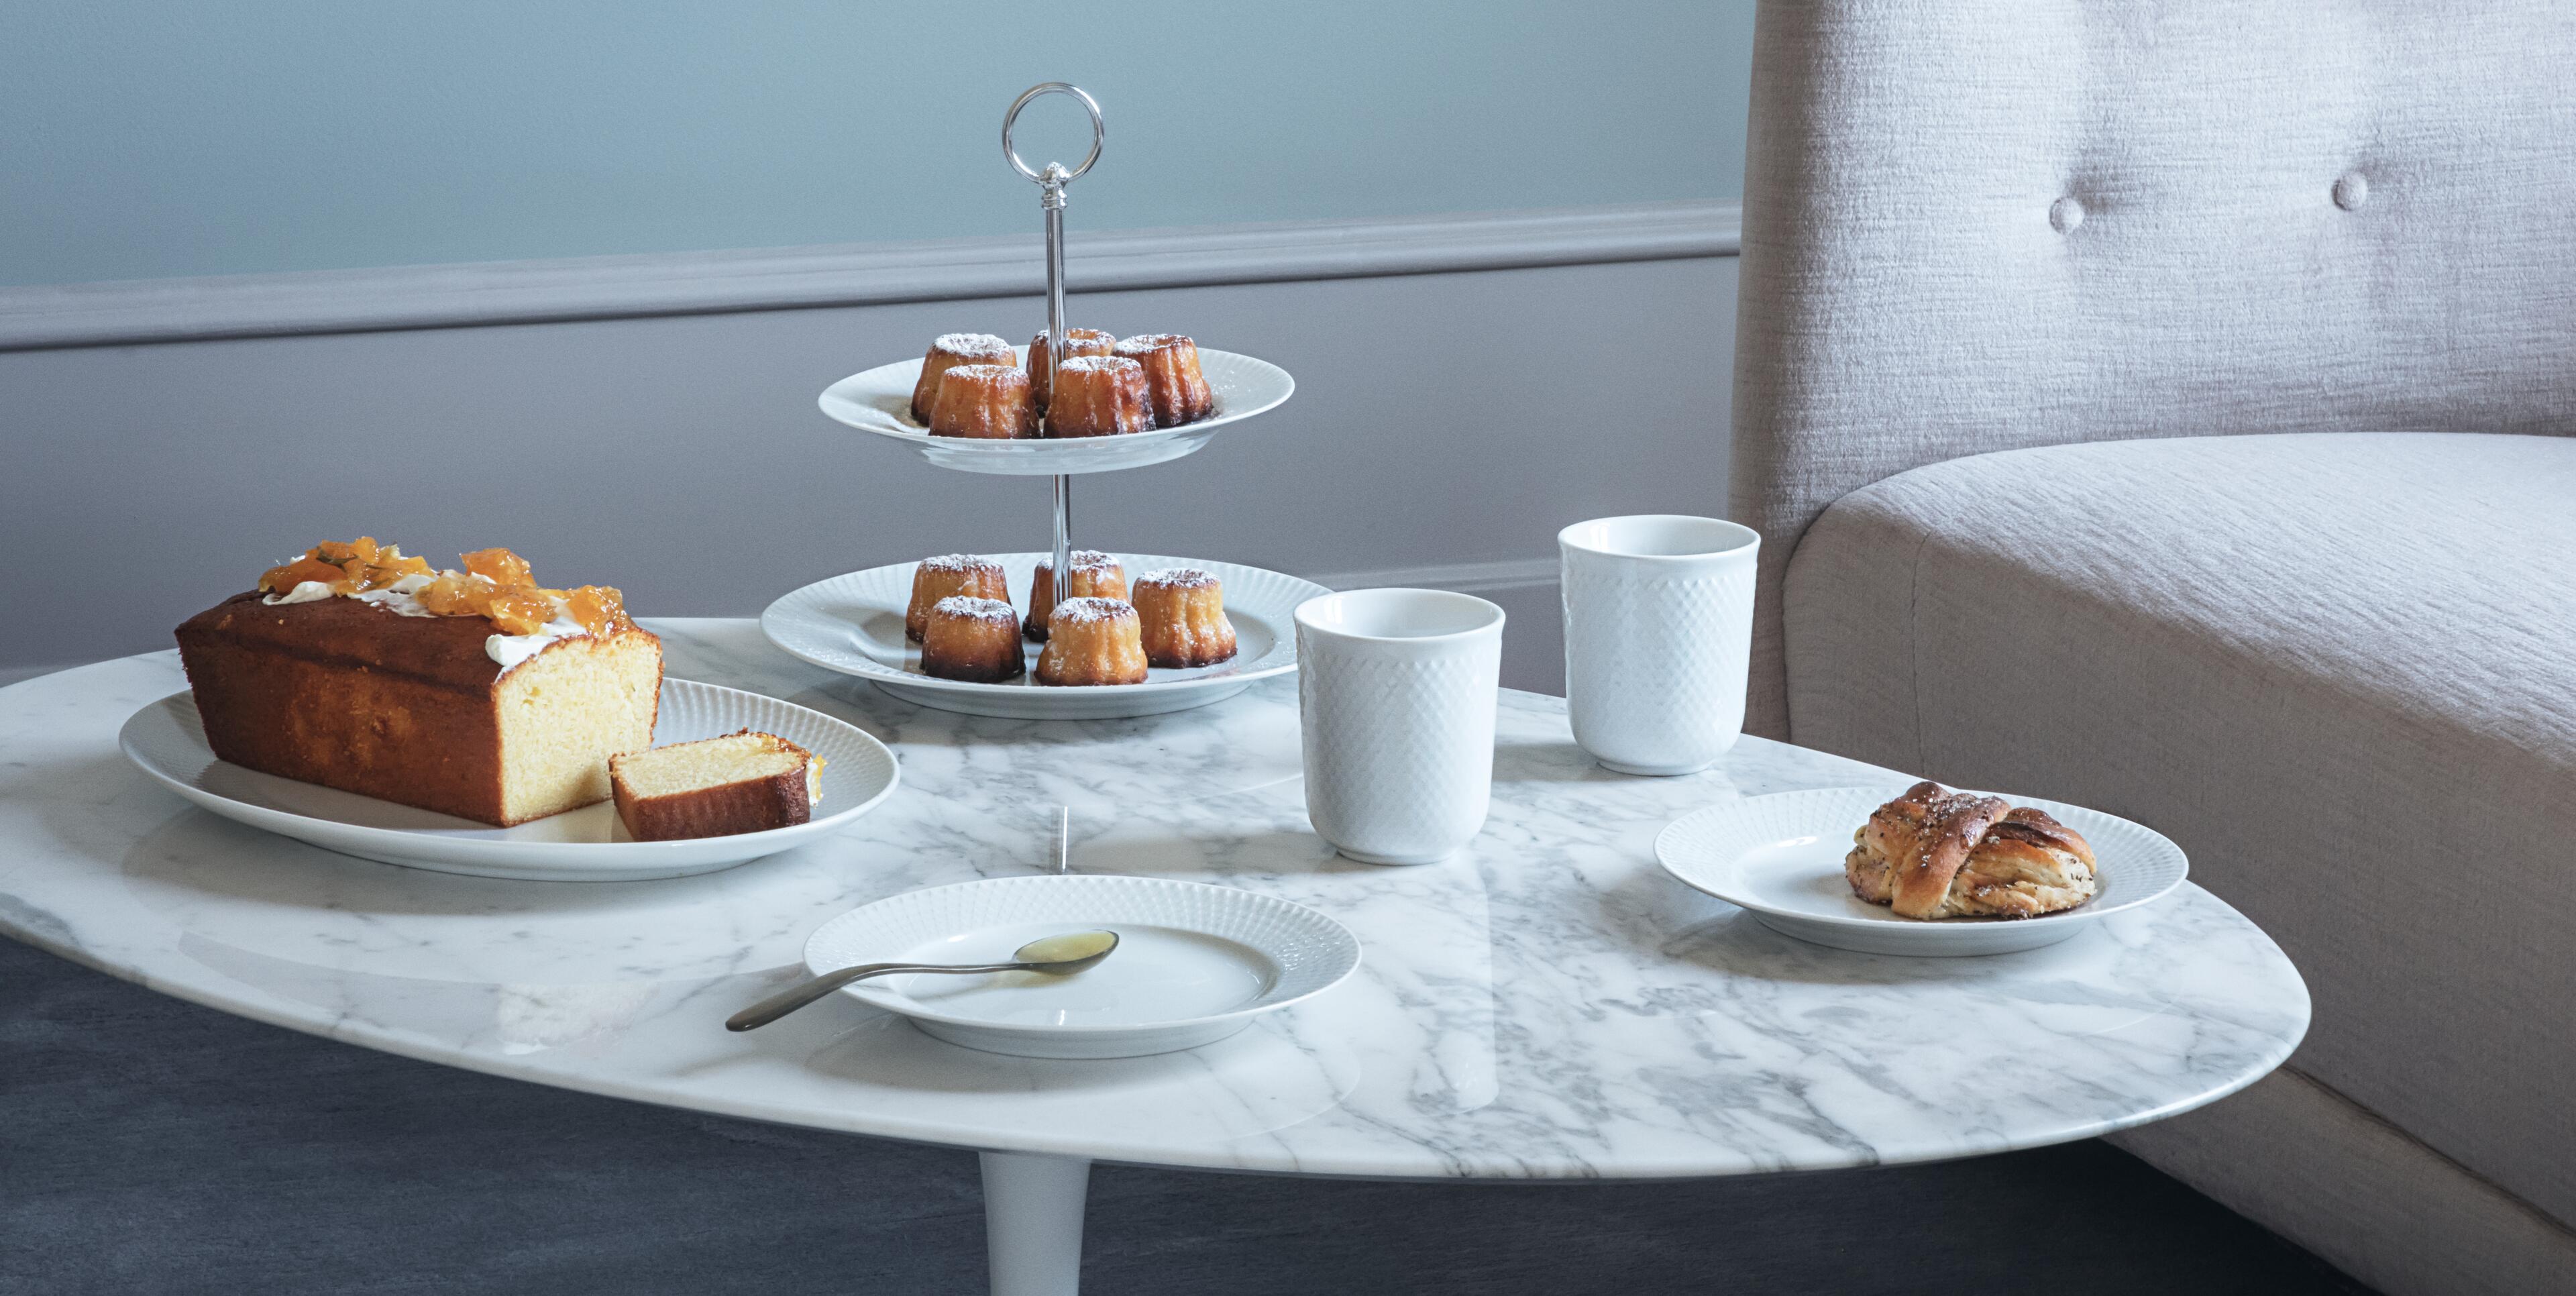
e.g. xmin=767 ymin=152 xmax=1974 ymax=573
xmin=1603 ymin=866 xmax=2100 ymax=989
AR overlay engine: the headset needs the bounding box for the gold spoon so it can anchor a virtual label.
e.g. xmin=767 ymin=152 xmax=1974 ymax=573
xmin=725 ymin=930 xmax=1120 ymax=1032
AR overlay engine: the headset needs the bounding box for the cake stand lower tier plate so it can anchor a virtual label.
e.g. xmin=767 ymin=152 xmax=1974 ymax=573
xmin=761 ymin=554 xmax=1328 ymax=720
xmin=118 ymin=678 xmax=900 ymax=882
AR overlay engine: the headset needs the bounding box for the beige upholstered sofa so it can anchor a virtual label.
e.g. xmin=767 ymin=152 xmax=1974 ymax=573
xmin=1727 ymin=4 xmax=2576 ymax=1293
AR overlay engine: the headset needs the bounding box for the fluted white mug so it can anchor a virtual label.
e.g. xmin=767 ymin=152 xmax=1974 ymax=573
xmin=1295 ymin=589 xmax=1506 ymax=865
xmin=1560 ymin=515 xmax=1760 ymax=776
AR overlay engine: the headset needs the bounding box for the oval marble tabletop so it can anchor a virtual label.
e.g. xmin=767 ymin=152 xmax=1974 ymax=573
xmin=0 ymin=619 xmax=2308 ymax=1181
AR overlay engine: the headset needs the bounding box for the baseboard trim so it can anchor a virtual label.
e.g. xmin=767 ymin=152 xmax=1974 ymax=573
xmin=0 ymin=201 xmax=1740 ymax=353
xmin=1311 ymin=557 xmax=1559 ymax=594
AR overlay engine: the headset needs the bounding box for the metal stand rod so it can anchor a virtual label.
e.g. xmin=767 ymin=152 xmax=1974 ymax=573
xmin=1005 ymin=83 xmax=1102 ymax=617
xmin=1051 ymin=472 xmax=1073 ymax=615
xmin=981 ymin=1151 xmax=1091 ymax=1296
xmin=1042 ymin=171 xmax=1073 ymax=596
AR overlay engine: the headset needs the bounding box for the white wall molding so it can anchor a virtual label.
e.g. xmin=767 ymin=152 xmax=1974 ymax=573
xmin=0 ymin=201 xmax=1739 ymax=353
xmin=1312 ymin=556 xmax=1560 ymax=594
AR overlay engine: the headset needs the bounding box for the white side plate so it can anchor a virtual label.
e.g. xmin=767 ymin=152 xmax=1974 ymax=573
xmin=1655 ymin=787 xmax=2188 ymax=956
xmin=119 ymin=678 xmax=899 ymax=882
xmin=817 ymin=346 xmax=1295 ymax=476
xmin=761 ymin=553 xmax=1328 ymax=720
xmin=804 ymin=874 xmax=1362 ymax=1059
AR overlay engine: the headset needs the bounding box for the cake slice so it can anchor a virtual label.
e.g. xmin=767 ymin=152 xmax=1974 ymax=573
xmin=610 ymin=730 xmax=822 ymax=841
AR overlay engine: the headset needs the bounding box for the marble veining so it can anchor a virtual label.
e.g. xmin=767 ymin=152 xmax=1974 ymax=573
xmin=0 ymin=618 xmax=2308 ymax=1179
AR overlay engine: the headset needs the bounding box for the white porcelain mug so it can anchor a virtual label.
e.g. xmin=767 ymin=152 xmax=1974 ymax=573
xmin=1295 ymin=589 xmax=1506 ymax=865
xmin=1559 ymin=515 xmax=1760 ymax=776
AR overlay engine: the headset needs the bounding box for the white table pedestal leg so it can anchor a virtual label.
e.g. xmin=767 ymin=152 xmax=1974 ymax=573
xmin=980 ymin=1150 xmax=1091 ymax=1296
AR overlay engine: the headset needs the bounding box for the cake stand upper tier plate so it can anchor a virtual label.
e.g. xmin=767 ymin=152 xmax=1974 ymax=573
xmin=762 ymin=553 xmax=1328 ymax=720
xmin=119 ymin=678 xmax=900 ymax=882
xmin=818 ymin=347 xmax=1293 ymax=475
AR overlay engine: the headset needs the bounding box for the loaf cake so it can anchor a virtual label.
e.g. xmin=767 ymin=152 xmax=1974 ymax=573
xmin=174 ymin=539 xmax=663 ymax=827
xmin=610 ymin=729 xmax=820 ymax=841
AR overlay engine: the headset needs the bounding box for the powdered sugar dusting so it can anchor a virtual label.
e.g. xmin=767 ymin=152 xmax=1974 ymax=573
xmin=1057 ymin=356 xmax=1142 ymax=376
xmin=1038 ymin=549 xmax=1121 ymax=574
xmin=932 ymin=333 xmax=1012 ymax=356
xmin=1139 ymin=566 xmax=1217 ymax=590
xmin=1116 ymin=333 xmax=1193 ymax=355
xmin=932 ymin=595 xmax=1017 ymax=623
xmin=918 ymin=554 xmax=999 ymax=575
xmin=1032 ymin=328 xmax=1115 ymax=347
xmin=1050 ymin=596 xmax=1136 ymax=626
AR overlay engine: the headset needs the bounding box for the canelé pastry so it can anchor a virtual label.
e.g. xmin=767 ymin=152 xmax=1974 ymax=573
xmin=1114 ymin=333 xmax=1214 ymax=427
xmin=919 ymin=596 xmax=1026 ymax=682
xmin=928 ymin=363 xmax=1036 ymax=439
xmin=1044 ymin=356 xmax=1152 ymax=437
xmin=1131 ymin=567 xmax=1237 ymax=667
xmin=1034 ymin=597 xmax=1149 ymax=686
xmin=1026 ymin=327 xmax=1116 ymax=410
xmin=906 ymin=554 xmax=1009 ymax=643
xmin=611 ymin=729 xmax=821 ymax=841
xmin=1022 ymin=549 xmax=1129 ymax=641
xmin=910 ymin=332 xmax=1016 ymax=423
xmin=1844 ymin=781 xmax=2100 ymax=919
xmin=174 ymin=539 xmax=662 ymax=828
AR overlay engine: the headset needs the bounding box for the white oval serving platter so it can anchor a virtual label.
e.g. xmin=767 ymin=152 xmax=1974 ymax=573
xmin=762 ymin=553 xmax=1328 ymax=720
xmin=817 ymin=346 xmax=1295 ymax=476
xmin=804 ymin=874 xmax=1362 ymax=1059
xmin=119 ymin=678 xmax=899 ymax=883
xmin=1654 ymin=786 xmax=2188 ymax=956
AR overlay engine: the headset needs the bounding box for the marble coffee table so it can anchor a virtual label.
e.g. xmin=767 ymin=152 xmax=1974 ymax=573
xmin=0 ymin=619 xmax=2308 ymax=1296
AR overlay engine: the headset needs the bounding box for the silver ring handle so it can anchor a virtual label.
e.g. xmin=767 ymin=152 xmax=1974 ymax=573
xmin=1002 ymin=83 xmax=1104 ymax=185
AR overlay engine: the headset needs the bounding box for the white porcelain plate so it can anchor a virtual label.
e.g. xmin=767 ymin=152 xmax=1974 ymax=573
xmin=804 ymin=875 xmax=1362 ymax=1059
xmin=1655 ymin=787 xmax=2188 ymax=956
xmin=119 ymin=678 xmax=900 ymax=882
xmin=818 ymin=346 xmax=1295 ymax=476
xmin=761 ymin=553 xmax=1329 ymax=720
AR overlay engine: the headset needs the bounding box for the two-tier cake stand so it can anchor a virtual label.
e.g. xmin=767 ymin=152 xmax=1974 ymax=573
xmin=763 ymin=84 xmax=1324 ymax=720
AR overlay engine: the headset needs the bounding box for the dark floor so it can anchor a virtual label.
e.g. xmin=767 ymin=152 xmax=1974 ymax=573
xmin=1 ymin=937 xmax=2367 ymax=1296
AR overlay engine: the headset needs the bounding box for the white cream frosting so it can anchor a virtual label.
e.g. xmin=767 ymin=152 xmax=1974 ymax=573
xmin=261 ymin=580 xmax=337 ymax=606
xmin=258 ymin=572 xmax=596 ymax=673
xmin=484 ymin=603 xmax=590 ymax=673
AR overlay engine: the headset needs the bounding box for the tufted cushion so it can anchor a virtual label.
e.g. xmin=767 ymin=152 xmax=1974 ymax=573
xmin=1729 ymin=0 xmax=2576 ymax=736
xmin=1783 ymin=432 xmax=2576 ymax=1260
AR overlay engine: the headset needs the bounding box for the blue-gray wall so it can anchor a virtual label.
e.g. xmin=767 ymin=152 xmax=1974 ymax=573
xmin=0 ymin=1 xmax=1754 ymax=286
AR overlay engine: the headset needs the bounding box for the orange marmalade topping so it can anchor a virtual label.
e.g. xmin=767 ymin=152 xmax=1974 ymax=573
xmin=258 ymin=537 xmax=433 ymax=598
xmin=258 ymin=540 xmax=629 ymax=637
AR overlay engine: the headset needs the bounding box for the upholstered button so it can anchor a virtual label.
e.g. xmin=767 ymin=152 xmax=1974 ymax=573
xmin=2334 ymin=172 xmax=2369 ymax=211
xmin=2049 ymin=196 xmax=2085 ymax=233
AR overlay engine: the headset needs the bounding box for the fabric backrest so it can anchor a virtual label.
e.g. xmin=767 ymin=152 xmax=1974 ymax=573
xmin=1728 ymin=0 xmax=2576 ymax=736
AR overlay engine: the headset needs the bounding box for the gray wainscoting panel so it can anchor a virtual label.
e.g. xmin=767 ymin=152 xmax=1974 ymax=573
xmin=0 ymin=257 xmax=1735 ymax=694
